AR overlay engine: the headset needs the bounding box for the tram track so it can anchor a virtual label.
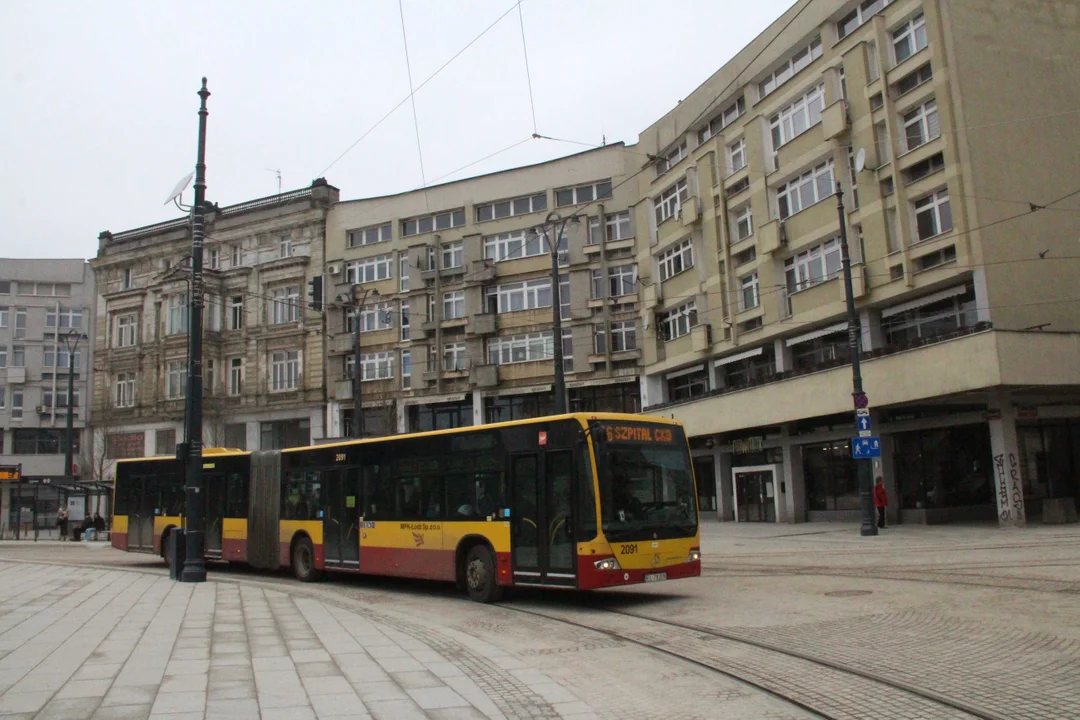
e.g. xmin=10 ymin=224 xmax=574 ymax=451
xmin=503 ymin=600 xmax=1001 ymax=720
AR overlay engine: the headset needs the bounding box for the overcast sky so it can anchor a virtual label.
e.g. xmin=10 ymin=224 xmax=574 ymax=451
xmin=1 ymin=0 xmax=794 ymax=260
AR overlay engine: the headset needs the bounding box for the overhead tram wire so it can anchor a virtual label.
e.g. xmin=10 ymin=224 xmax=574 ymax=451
xmin=319 ymin=0 xmax=524 ymax=177
xmin=517 ymin=0 xmax=538 ymax=137
xmin=399 ymin=0 xmax=429 ymax=210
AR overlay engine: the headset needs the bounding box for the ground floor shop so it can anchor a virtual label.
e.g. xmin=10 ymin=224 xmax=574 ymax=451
xmin=690 ymin=399 xmax=1080 ymax=526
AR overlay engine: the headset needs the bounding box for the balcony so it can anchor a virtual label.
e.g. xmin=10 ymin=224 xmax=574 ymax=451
xmin=331 ymin=379 xmax=353 ymax=401
xmin=467 ymin=313 xmax=496 ymax=336
xmin=822 ymin=100 xmax=849 ymax=140
xmin=470 ymin=364 xmax=498 ymax=387
xmin=465 ymin=260 xmax=497 ymax=285
xmin=331 ymin=334 xmax=354 ymax=354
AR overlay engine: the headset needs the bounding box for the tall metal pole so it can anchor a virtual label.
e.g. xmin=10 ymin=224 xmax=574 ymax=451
xmin=63 ymin=331 xmax=78 ymax=495
xmin=546 ymin=213 xmax=567 ymax=414
xmin=836 ymin=183 xmax=878 ymax=537
xmin=181 ymin=78 xmax=211 ymax=582
xmin=352 ymin=305 xmax=363 ymax=439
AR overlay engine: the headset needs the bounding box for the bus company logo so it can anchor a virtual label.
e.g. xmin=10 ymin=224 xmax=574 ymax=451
xmin=651 ymin=554 xmax=661 ymax=568
xmin=412 ymin=532 xmax=424 ymax=548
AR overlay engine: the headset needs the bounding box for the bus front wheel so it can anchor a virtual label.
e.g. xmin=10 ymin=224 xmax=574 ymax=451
xmin=292 ymin=537 xmax=323 ymax=583
xmin=465 ymin=545 xmax=502 ymax=603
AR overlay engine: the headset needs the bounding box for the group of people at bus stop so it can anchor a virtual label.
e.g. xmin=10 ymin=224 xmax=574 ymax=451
xmin=56 ymin=506 xmax=107 ymax=541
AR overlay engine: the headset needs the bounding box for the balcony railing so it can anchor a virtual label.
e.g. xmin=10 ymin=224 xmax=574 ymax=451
xmin=644 ymin=321 xmax=993 ymax=413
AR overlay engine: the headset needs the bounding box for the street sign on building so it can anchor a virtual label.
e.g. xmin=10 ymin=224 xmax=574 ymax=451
xmin=851 ymin=437 xmax=881 ymax=458
xmin=855 ymin=408 xmax=870 ymax=418
xmin=856 ymin=416 xmax=872 ymax=433
xmin=853 ymin=393 xmax=869 ymax=409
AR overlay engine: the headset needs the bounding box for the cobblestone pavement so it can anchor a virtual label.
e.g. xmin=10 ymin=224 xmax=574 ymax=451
xmin=0 ymin=554 xmax=811 ymax=720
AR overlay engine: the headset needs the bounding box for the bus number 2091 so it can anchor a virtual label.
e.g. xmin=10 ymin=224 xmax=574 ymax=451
xmin=620 ymin=544 xmax=638 ymax=555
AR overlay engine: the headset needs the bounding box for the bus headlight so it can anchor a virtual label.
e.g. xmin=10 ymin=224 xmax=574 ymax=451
xmin=685 ymin=549 xmax=701 ymax=563
xmin=593 ymin=557 xmax=621 ymax=571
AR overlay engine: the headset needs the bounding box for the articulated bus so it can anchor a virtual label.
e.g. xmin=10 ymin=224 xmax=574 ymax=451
xmin=112 ymin=413 xmax=700 ymax=601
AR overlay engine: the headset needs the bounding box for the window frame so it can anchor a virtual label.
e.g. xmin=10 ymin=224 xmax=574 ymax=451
xmin=228 ymin=357 xmax=243 ymax=397
xmin=475 ymin=192 xmax=547 ymax=222
xmin=892 ymin=12 xmax=928 ymax=64
xmin=655 ymin=142 xmax=688 ymax=177
xmin=698 ymin=96 xmax=747 ymax=144
xmin=657 ymin=238 xmax=694 ymax=282
xmin=785 ymin=238 xmax=843 ymax=293
xmin=359 ymin=350 xmax=394 ymax=381
xmin=401 ymin=208 xmax=466 ymax=237
xmin=115 ymin=312 xmax=138 ymax=348
xmin=776 ymin=160 xmax=835 ymax=220
xmin=270 ymin=285 xmax=300 ymax=325
xmin=487 ymin=331 xmax=554 ymax=366
xmin=166 ymin=359 xmax=187 ymax=400
xmin=441 ymin=241 xmax=464 ymax=270
xmin=770 ymin=83 xmax=826 ymax=150
xmin=346 ymin=254 xmax=394 ymax=285
xmin=659 ymin=301 xmax=697 ymax=341
xmin=348 ymin=223 xmax=393 ymax=248
xmin=727 ymin=137 xmax=747 ymax=174
xmin=555 ymin=181 xmax=613 ymax=208
xmin=654 ymin=178 xmax=689 ymax=225
xmin=442 ymin=290 xmax=464 ymax=320
xmin=913 ymin=189 xmax=953 ymax=242
xmin=739 ymin=272 xmax=761 ymax=311
xmin=270 ymin=349 xmax=301 ymax=392
xmin=758 ymin=35 xmax=823 ymax=99
xmin=903 ymin=98 xmax=940 ymax=152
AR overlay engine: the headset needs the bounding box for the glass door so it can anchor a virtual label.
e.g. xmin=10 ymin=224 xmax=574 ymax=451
xmin=733 ymin=468 xmax=777 ymax=522
xmin=509 ymin=450 xmax=577 ymax=587
xmin=204 ymin=473 xmax=225 ymax=557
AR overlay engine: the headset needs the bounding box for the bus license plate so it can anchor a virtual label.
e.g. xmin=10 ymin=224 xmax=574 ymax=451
xmin=644 ymin=572 xmax=667 ymax=583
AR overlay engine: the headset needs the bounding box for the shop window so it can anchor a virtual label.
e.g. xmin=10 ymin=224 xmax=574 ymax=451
xmin=803 ymin=441 xmax=859 ymax=511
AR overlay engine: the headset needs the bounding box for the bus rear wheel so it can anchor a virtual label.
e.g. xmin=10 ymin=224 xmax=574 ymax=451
xmin=465 ymin=546 xmax=502 ymax=603
xmin=292 ymin=537 xmax=323 ymax=582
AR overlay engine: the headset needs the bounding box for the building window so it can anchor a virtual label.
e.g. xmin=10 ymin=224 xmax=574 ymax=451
xmin=739 ymin=273 xmax=760 ymax=311
xmin=270 ymin=285 xmax=300 ymax=325
xmin=698 ymin=96 xmax=746 ymax=144
xmin=12 ymin=428 xmax=79 ymax=455
xmin=904 ymin=152 xmax=945 ymax=185
xmin=156 ymin=429 xmax=177 ymax=456
xmin=733 ymin=206 xmax=753 ymax=241
xmin=659 ymin=301 xmax=697 ymax=341
xmin=883 ymin=287 xmax=976 ymax=347
xmin=655 ymin=142 xmax=688 ymax=176
xmin=12 ymin=346 xmax=25 ymax=368
xmin=228 ymin=295 xmax=244 ymax=330
xmin=43 ymin=349 xmax=81 ymax=371
xmin=759 ymin=35 xmax=822 ymax=98
xmin=668 ymin=369 xmax=709 ymax=402
xmin=903 ymin=99 xmax=940 ymax=152
xmin=588 ymin=211 xmax=633 ymax=244
xmin=205 ymin=358 xmax=216 ymax=395
xmin=442 ymin=342 xmax=467 ymax=371
xmin=348 ymin=223 xmax=392 ymax=248
xmin=11 ymin=390 xmax=22 ymax=419
xmin=442 ymin=241 xmax=463 ymax=270
xmin=893 ymin=12 xmax=927 ymax=64
xmin=776 ymin=160 xmax=835 ymax=219
xmin=727 ymin=138 xmax=747 ymax=174
xmin=360 ymin=351 xmax=394 ymax=381
xmin=231 ymin=244 xmax=243 ymax=267
xmin=867 ymin=41 xmax=881 ymax=82
xmin=837 ymin=0 xmax=893 ymax=40
xmin=443 ymin=291 xmax=464 ymax=320
xmin=114 ymin=373 xmax=136 ymax=408
xmin=42 ymin=390 xmax=80 ymax=409
xmin=270 ymin=350 xmax=301 ymax=391
xmin=402 ymin=208 xmax=465 ymax=237
xmin=734 ymin=246 xmax=757 ymax=267
xmin=596 ymin=321 xmax=638 ymax=353
xmin=225 ymin=423 xmax=246 ymax=450
xmin=770 ymin=83 xmax=826 ymax=150
xmin=654 ymin=178 xmax=689 ymax=225
xmin=785 ymin=239 xmax=842 ymax=293
xmin=115 ymin=313 xmax=137 ymax=347
xmin=914 ymin=246 xmax=956 ymax=272
xmin=228 ymin=357 xmax=243 ymax=396
xmin=260 ymin=419 xmax=309 ymax=450
xmin=486 ymin=279 xmax=552 ymax=313
xmin=0 ymin=384 xmax=4 ymax=408
xmin=484 ymin=229 xmax=545 ymax=262
xmin=488 ymin=331 xmax=553 ymax=365
xmin=356 ymin=302 xmax=394 ymax=332
xmin=121 ymin=267 xmax=133 ymax=290
xmin=658 ymin=238 xmax=694 ymax=282
xmin=207 ymin=247 xmax=220 ymax=270
xmin=896 ymin=63 xmax=932 ymax=96
xmin=400 ymin=301 xmax=411 ymax=341
xmin=476 ymin=192 xmax=547 ymax=222
xmin=399 ymin=252 xmax=410 ymax=292
xmin=555 ymin=181 xmax=612 ymax=208
xmin=0 ymin=307 xmax=6 ymax=328
xmin=167 ymin=359 xmax=187 ymax=399
xmin=608 ymin=265 xmax=638 ymax=298
xmin=166 ymin=292 xmax=189 ymax=335
xmin=0 ymin=348 xmax=6 ymax=367
xmin=14 ymin=307 xmax=26 ymax=338
xmin=804 ymin=441 xmax=860 ymax=511
xmin=279 ymin=235 xmax=293 ymax=258
xmin=346 ymin=254 xmax=393 ymax=284
xmin=914 ymin=189 xmax=953 ymax=242
xmin=792 ymin=332 xmax=851 ymax=372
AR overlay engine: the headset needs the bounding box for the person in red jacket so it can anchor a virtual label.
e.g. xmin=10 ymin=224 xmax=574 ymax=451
xmin=873 ymin=476 xmax=888 ymax=529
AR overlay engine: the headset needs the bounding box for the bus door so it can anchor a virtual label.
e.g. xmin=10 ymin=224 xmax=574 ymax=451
xmin=323 ymin=468 xmax=360 ymax=569
xmin=204 ymin=473 xmax=226 ymax=557
xmin=509 ymin=450 xmax=576 ymax=587
xmin=131 ymin=476 xmax=156 ymax=552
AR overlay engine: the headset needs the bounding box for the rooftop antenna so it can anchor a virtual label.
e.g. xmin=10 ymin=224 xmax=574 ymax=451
xmin=265 ymin=168 xmax=282 ymax=194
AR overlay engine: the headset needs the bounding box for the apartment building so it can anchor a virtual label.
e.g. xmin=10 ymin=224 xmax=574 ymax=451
xmin=633 ymin=0 xmax=1080 ymax=525
xmin=0 ymin=259 xmax=96 ymax=535
xmin=322 ymin=146 xmax=642 ymax=437
xmin=90 ymin=180 xmax=338 ymax=470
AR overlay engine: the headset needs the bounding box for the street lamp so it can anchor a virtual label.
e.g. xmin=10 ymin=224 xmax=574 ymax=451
xmin=528 ymin=211 xmax=579 ymax=415
xmin=834 ymin=183 xmax=878 ymax=537
xmin=352 ymin=287 xmax=379 ymax=438
xmin=62 ymin=329 xmax=82 ymax=491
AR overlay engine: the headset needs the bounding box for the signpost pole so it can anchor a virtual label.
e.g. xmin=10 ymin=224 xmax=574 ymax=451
xmin=836 ymin=183 xmax=878 ymax=537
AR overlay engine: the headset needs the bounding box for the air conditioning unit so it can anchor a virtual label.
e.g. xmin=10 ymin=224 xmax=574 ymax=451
xmin=327 ymin=263 xmax=342 ymax=275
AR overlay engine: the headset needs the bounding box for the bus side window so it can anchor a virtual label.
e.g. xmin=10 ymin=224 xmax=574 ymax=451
xmin=396 ymin=477 xmax=422 ymax=520
xmin=445 ymin=474 xmax=471 ymax=518
xmin=474 ymin=473 xmax=503 ymax=518
xmin=283 ymin=471 xmax=307 ymax=520
xmin=226 ymin=473 xmax=246 ymax=518
xmin=363 ymin=465 xmax=392 ymax=520
xmin=423 ymin=475 xmax=444 ymax=519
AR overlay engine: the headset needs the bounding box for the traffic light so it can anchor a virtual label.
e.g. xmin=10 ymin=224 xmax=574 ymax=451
xmin=308 ymin=275 xmax=324 ymax=311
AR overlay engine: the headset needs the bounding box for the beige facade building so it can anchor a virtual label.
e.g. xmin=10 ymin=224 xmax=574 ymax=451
xmin=322 ymin=147 xmax=642 ymax=437
xmin=90 ymin=180 xmax=338 ymax=467
xmin=633 ymin=0 xmax=1080 ymax=525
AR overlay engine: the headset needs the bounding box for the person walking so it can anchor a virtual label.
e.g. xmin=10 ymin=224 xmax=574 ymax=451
xmin=57 ymin=505 xmax=69 ymax=541
xmin=873 ymin=476 xmax=888 ymax=529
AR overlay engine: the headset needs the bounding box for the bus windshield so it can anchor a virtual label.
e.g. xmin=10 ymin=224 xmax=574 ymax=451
xmin=595 ymin=422 xmax=698 ymax=541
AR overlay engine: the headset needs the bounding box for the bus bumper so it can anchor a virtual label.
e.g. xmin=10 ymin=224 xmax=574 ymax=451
xmin=576 ymin=556 xmax=701 ymax=590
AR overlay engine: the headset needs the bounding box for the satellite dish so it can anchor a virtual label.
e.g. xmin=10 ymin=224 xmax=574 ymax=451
xmin=854 ymin=148 xmax=866 ymax=173
xmin=164 ymin=171 xmax=194 ymax=205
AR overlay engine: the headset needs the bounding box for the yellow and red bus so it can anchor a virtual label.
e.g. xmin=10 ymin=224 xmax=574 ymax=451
xmin=113 ymin=413 xmax=700 ymax=601
xmin=111 ymin=449 xmax=250 ymax=562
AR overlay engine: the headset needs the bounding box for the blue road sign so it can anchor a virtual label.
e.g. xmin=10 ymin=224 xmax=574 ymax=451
xmin=851 ymin=437 xmax=881 ymax=459
xmin=856 ymin=416 xmax=872 ymax=432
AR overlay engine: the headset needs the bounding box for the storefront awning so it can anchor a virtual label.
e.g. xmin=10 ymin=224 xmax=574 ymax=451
xmin=786 ymin=322 xmax=848 ymax=347
xmin=665 ymin=363 xmax=705 ymax=380
xmin=489 ymin=384 xmax=551 ymax=397
xmin=402 ymin=392 xmax=467 ymax=406
xmin=881 ymin=284 xmax=968 ymax=318
xmin=713 ymin=347 xmax=763 ymax=367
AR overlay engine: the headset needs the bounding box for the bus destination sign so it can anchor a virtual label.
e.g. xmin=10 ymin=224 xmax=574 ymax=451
xmin=603 ymin=425 xmax=675 ymax=443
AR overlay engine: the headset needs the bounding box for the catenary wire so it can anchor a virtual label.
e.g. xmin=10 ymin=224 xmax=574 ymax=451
xmin=516 ymin=1 xmax=538 ymax=137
